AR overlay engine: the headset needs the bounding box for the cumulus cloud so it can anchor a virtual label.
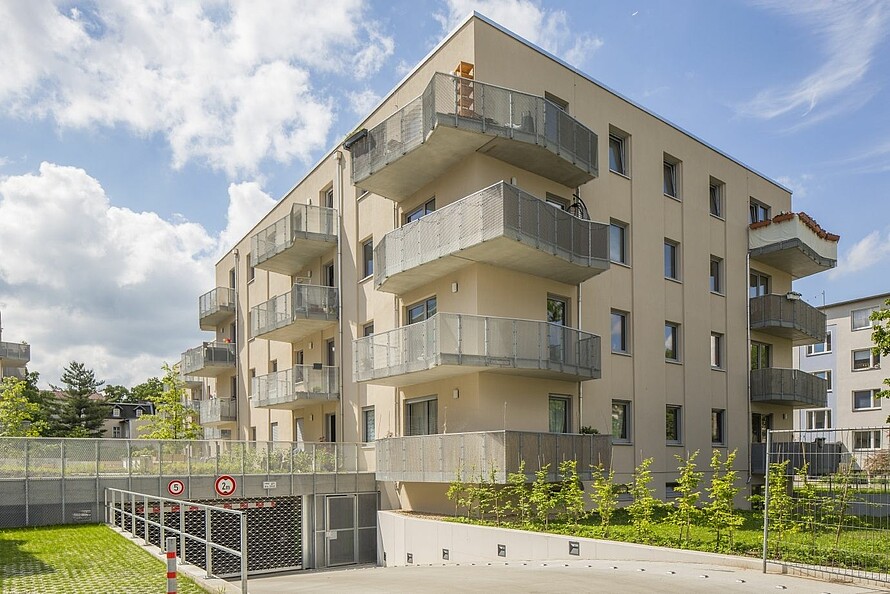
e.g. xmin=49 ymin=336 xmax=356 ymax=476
xmin=0 ymin=162 xmax=275 ymax=387
xmin=0 ymin=0 xmax=394 ymax=176
xmin=775 ymin=174 xmax=812 ymax=199
xmin=738 ymin=1 xmax=889 ymax=125
xmin=347 ymin=89 xmax=383 ymax=117
xmin=829 ymin=229 xmax=890 ymax=279
xmin=435 ymin=0 xmax=603 ymax=68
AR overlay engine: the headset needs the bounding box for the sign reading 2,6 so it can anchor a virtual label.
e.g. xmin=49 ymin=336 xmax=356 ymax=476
xmin=214 ymin=474 xmax=237 ymax=497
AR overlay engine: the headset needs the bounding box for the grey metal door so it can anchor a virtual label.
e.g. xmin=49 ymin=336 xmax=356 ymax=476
xmin=325 ymin=494 xmax=355 ymax=566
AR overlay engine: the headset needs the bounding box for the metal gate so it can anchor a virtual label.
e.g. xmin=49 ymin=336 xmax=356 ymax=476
xmin=764 ymin=427 xmax=890 ymax=584
xmin=318 ymin=493 xmax=377 ymax=567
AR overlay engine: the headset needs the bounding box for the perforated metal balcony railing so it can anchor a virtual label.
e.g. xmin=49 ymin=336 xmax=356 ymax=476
xmin=251 ymin=203 xmax=337 ymax=276
xmin=375 ymin=431 xmax=611 ymax=483
xmin=180 ymin=342 xmax=236 ymax=378
xmin=0 ymin=341 xmax=30 ymax=366
xmin=374 ymin=182 xmax=609 ymax=294
xmin=348 ymin=72 xmax=598 ymax=201
xmin=749 ymin=294 xmax=826 ymax=345
xmin=353 ymin=312 xmax=601 ymax=386
xmin=252 ymin=365 xmax=339 ymax=410
xmin=198 ymin=287 xmax=235 ymax=331
xmin=250 ymin=284 xmax=338 ymax=343
xmin=199 ymin=398 xmax=237 ymax=426
xmin=750 ymin=368 xmax=828 ymax=408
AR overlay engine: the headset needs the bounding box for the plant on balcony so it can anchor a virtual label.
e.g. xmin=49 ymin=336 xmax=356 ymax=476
xmin=667 ymin=450 xmax=703 ymax=548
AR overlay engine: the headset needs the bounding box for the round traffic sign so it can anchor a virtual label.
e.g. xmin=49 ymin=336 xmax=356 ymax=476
xmin=215 ymin=474 xmax=237 ymax=497
xmin=167 ymin=479 xmax=185 ymax=497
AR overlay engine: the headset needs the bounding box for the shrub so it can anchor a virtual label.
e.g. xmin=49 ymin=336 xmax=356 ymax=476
xmin=590 ymin=463 xmax=619 ymax=537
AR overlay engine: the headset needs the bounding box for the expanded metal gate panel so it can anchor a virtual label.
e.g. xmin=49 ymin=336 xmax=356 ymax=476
xmin=764 ymin=428 xmax=890 ymax=584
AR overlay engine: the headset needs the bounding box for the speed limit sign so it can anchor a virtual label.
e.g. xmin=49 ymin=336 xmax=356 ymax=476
xmin=167 ymin=479 xmax=185 ymax=497
xmin=215 ymin=475 xmax=237 ymax=497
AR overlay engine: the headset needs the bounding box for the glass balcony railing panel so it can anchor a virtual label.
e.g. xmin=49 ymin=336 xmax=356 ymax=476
xmin=750 ymin=368 xmax=828 ymax=408
xmin=749 ymin=294 xmax=826 ymax=344
xmin=250 ymin=284 xmax=339 ymax=339
xmin=250 ymin=203 xmax=337 ymax=271
xmin=253 ymin=365 xmax=339 ymax=408
xmin=2 ymin=367 xmax=27 ymax=379
xmin=180 ymin=341 xmax=236 ymax=376
xmin=199 ymin=398 xmax=237 ymax=424
xmin=199 ymin=286 xmax=235 ymax=317
xmin=0 ymin=341 xmax=30 ymax=364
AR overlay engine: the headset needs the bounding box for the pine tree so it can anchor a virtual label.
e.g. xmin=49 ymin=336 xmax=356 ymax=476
xmin=53 ymin=361 xmax=108 ymax=437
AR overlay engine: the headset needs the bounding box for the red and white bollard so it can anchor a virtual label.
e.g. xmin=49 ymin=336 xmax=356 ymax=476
xmin=166 ymin=537 xmax=178 ymax=594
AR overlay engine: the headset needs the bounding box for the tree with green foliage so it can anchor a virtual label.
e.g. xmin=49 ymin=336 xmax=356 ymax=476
xmin=590 ymin=463 xmax=619 ymax=537
xmin=504 ymin=461 xmax=532 ymax=526
xmin=766 ymin=459 xmax=794 ymax=558
xmin=0 ymin=378 xmax=45 ymax=436
xmin=446 ymin=467 xmax=467 ymax=517
xmin=704 ymin=449 xmax=743 ymax=553
xmin=668 ymin=450 xmax=703 ymax=547
xmin=627 ymin=457 xmax=660 ymax=543
xmin=52 ymin=361 xmax=107 ymax=437
xmin=140 ymin=363 xmax=202 ymax=440
xmin=131 ymin=377 xmax=164 ymax=403
xmin=557 ymin=459 xmax=585 ymax=526
xmin=530 ymin=465 xmax=557 ymax=528
xmin=103 ymin=384 xmax=132 ymax=402
xmin=870 ymin=298 xmax=890 ymax=405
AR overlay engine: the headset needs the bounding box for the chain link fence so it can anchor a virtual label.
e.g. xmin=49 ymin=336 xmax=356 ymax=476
xmin=764 ymin=427 xmax=890 ymax=584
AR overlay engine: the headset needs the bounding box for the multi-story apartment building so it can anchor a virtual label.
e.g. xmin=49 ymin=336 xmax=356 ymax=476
xmin=0 ymin=315 xmax=30 ymax=381
xmin=184 ymin=14 xmax=838 ymax=510
xmin=795 ymin=293 xmax=890 ymax=454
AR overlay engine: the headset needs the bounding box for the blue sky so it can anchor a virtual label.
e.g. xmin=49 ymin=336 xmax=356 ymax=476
xmin=0 ymin=0 xmax=888 ymax=387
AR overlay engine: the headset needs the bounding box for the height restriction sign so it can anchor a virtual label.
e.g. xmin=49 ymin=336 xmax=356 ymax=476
xmin=215 ymin=475 xmax=237 ymax=497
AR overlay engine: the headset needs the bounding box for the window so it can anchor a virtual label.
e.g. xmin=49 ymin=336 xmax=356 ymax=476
xmin=709 ymin=179 xmax=724 ymax=218
xmin=664 ymin=322 xmax=680 ymax=361
xmin=749 ymin=199 xmax=770 ymax=224
xmin=812 ymin=370 xmax=832 ymax=391
xmin=270 ymin=422 xmax=279 ymax=442
xmin=666 ymin=405 xmax=681 ymax=444
xmin=853 ymin=389 xmax=880 ymax=411
xmin=751 ymin=342 xmax=772 ymax=370
xmin=363 ymin=322 xmax=374 ymax=337
xmin=666 ymin=482 xmax=680 ymax=498
xmin=854 ymin=430 xmax=882 ymax=451
xmin=112 ymin=426 xmax=122 ymax=438
xmin=711 ymin=333 xmax=724 ymax=369
xmin=610 ymin=221 xmax=628 ymax=264
xmin=406 ymin=296 xmax=437 ymax=325
xmin=806 ymin=409 xmax=831 ymax=430
xmin=404 ymin=198 xmax=435 ymax=224
xmin=406 ymin=397 xmax=437 ymax=436
xmin=711 ymin=409 xmax=725 ymax=444
xmin=325 ymin=413 xmax=337 ymax=442
xmin=326 ymin=339 xmax=336 ymax=367
xmin=749 ymin=271 xmax=770 ymax=298
xmin=230 ymin=375 xmax=238 ymax=400
xmin=852 ymin=306 xmax=879 ymax=331
xmin=612 ymin=400 xmax=631 ymax=442
xmin=247 ymin=252 xmax=255 ymax=282
xmin=751 ymin=412 xmax=772 ymax=444
xmin=853 ymin=348 xmax=880 ymax=370
xmin=611 ymin=311 xmax=629 ymax=353
xmin=361 ymin=237 xmax=373 ymax=279
xmin=549 ymin=395 xmax=570 ymax=433
xmin=544 ymin=91 xmax=568 ymax=111
xmin=135 ymin=408 xmax=143 ymax=418
xmin=709 ymin=257 xmax=723 ymax=293
xmin=322 ymin=186 xmax=334 ymax=208
xmin=545 ymin=193 xmax=570 ymax=210
xmin=548 ymin=295 xmax=569 ymax=362
xmin=664 ymin=240 xmax=679 ymax=280
xmin=294 ymin=350 xmax=304 ymax=365
xmin=663 ymin=158 xmax=678 ymax=198
xmin=323 ymin=261 xmax=335 ymax=287
xmin=270 ymin=359 xmax=278 ymax=373
xmin=609 ymin=133 xmax=627 ymax=175
xmin=362 ymin=406 xmax=375 ymax=442
xmin=806 ymin=332 xmax=832 ymax=355
xmin=112 ymin=407 xmax=121 ymax=418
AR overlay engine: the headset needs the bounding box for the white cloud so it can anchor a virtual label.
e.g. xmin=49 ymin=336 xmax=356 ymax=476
xmin=0 ymin=0 xmax=394 ymax=176
xmin=435 ymin=1 xmax=603 ymax=68
xmin=347 ymin=89 xmax=383 ymax=117
xmin=738 ymin=1 xmax=889 ymax=124
xmin=775 ymin=174 xmax=812 ymax=199
xmin=0 ymin=162 xmax=276 ymax=388
xmin=829 ymin=229 xmax=890 ymax=279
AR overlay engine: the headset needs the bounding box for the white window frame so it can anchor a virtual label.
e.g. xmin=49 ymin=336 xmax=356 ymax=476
xmin=666 ymin=405 xmax=682 ymax=444
xmin=709 ymin=179 xmax=724 ymax=219
xmin=852 ymin=348 xmax=880 ymax=371
xmin=665 ymin=322 xmax=680 ymax=362
xmin=360 ymin=236 xmax=373 ymax=280
xmin=853 ymin=430 xmax=882 ymax=451
xmin=806 ymin=332 xmax=832 ymax=356
xmin=610 ymin=220 xmax=629 ymax=265
xmin=710 ymin=333 xmax=724 ymax=369
xmin=608 ymin=133 xmax=628 ymax=176
xmin=611 ymin=310 xmax=629 ymax=354
xmin=611 ymin=400 xmax=631 ymax=444
xmin=852 ymin=306 xmax=879 ymax=331
xmin=853 ymin=389 xmax=880 ymax=411
xmin=709 ymin=256 xmax=723 ymax=294
xmin=812 ymin=370 xmax=832 ymax=392
xmin=663 ymin=156 xmax=679 ymax=199
xmin=664 ymin=240 xmax=680 ymax=280
xmin=805 ymin=408 xmax=831 ymax=430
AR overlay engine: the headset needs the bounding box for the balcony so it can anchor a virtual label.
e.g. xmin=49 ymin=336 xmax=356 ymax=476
xmin=0 ymin=342 xmax=30 ymax=367
xmin=748 ymin=212 xmax=838 ymax=279
xmin=199 ymin=398 xmax=237 ymax=426
xmin=354 ymin=313 xmax=601 ymax=387
xmin=180 ymin=341 xmax=236 ymax=378
xmin=347 ymin=73 xmax=598 ymax=202
xmin=750 ymin=441 xmax=843 ymax=476
xmin=375 ymin=182 xmax=609 ymax=294
xmin=1 ymin=367 xmax=27 ymax=379
xmin=198 ymin=287 xmax=235 ymax=331
xmin=750 ymin=368 xmax=828 ymax=408
xmin=252 ymin=364 xmax=339 ymax=410
xmin=250 ymin=284 xmax=338 ymax=343
xmin=749 ymin=294 xmax=826 ymax=345
xmin=375 ymin=431 xmax=611 ymax=483
xmin=251 ymin=203 xmax=337 ymax=276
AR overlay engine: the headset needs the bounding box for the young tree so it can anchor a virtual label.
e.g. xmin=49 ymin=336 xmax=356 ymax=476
xmin=704 ymin=449 xmax=743 ymax=553
xmin=53 ymin=361 xmax=108 ymax=437
xmin=668 ymin=450 xmax=704 ymax=547
xmin=140 ymin=363 xmax=202 ymax=440
xmin=0 ymin=378 xmax=44 ymax=436
xmin=870 ymin=299 xmax=890 ymax=405
xmin=557 ymin=459 xmax=586 ymax=526
xmin=530 ymin=465 xmax=557 ymax=528
xmin=590 ymin=463 xmax=619 ymax=537
xmin=627 ymin=457 xmax=660 ymax=543
xmin=504 ymin=461 xmax=532 ymax=526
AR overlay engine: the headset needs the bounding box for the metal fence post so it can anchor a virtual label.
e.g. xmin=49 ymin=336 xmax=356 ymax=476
xmin=160 ymin=495 xmax=165 ymax=547
xmin=143 ymin=494 xmax=149 ymax=544
xmin=60 ymin=440 xmax=66 ymax=522
xmin=204 ymin=508 xmax=213 ymax=578
xmin=762 ymin=429 xmax=771 ymax=573
xmin=24 ymin=439 xmax=30 ymax=526
xmin=131 ymin=492 xmax=137 ymax=536
xmin=240 ymin=512 xmax=249 ymax=594
xmin=180 ymin=504 xmax=187 ymax=565
xmin=166 ymin=537 xmax=178 ymax=594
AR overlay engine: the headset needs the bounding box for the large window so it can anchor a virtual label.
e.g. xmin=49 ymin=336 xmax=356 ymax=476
xmin=751 ymin=342 xmax=772 ymax=370
xmin=665 ymin=322 xmax=680 ymax=361
xmin=610 ymin=221 xmax=628 ymax=264
xmin=709 ymin=179 xmax=724 ymax=218
xmin=611 ymin=310 xmax=629 ymax=354
xmin=549 ymin=395 xmax=570 ymax=433
xmin=666 ymin=405 xmax=681 ymax=444
xmin=270 ymin=422 xmax=279 ymax=442
xmin=853 ymin=389 xmax=880 ymax=411
xmin=362 ymin=406 xmax=375 ymax=442
xmin=852 ymin=306 xmax=879 ymax=331
xmin=663 ymin=158 xmax=679 ymax=198
xmin=749 ymin=271 xmax=770 ymax=298
xmin=749 ymin=199 xmax=771 ymax=224
xmin=852 ymin=348 xmax=880 ymax=371
xmin=711 ymin=333 xmax=724 ymax=369
xmin=612 ymin=400 xmax=631 ymax=443
xmin=361 ymin=237 xmax=373 ymax=278
xmin=752 ymin=412 xmax=772 ymax=444
xmin=406 ymin=397 xmax=437 ymax=436
xmin=709 ymin=256 xmax=723 ymax=293
xmin=854 ymin=430 xmax=882 ymax=451
xmin=806 ymin=332 xmax=832 ymax=355
xmin=664 ymin=240 xmax=679 ymax=280
xmin=806 ymin=409 xmax=831 ymax=430
xmin=406 ymin=296 xmax=437 ymax=325
xmin=609 ymin=133 xmax=627 ymax=175
xmin=547 ymin=295 xmax=569 ymax=362
xmin=711 ymin=409 xmax=725 ymax=445
xmin=404 ymin=198 xmax=435 ymax=224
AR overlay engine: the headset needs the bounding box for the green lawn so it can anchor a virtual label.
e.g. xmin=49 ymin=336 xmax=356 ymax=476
xmin=0 ymin=524 xmax=207 ymax=594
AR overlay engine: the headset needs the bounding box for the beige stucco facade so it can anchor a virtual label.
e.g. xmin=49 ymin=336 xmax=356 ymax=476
xmin=183 ymin=15 xmax=838 ymax=509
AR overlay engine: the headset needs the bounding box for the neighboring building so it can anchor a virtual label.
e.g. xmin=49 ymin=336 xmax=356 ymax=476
xmin=0 ymin=335 xmax=30 ymax=381
xmin=183 ymin=14 xmax=838 ymax=510
xmin=103 ymin=402 xmax=156 ymax=439
xmin=795 ymin=292 xmax=890 ymax=457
